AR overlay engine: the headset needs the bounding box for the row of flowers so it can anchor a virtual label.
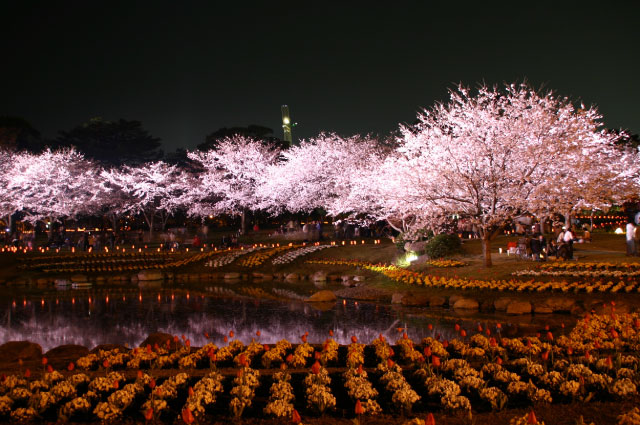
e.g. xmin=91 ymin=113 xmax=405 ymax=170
xmin=540 ymin=262 xmax=640 ymax=271
xmin=425 ymin=259 xmax=466 ymax=268
xmin=237 ymin=246 xmax=295 ymax=268
xmin=271 ymin=244 xmax=336 ymax=265
xmin=513 ymin=268 xmax=640 ymax=281
xmin=205 ymin=247 xmax=261 ymax=268
xmin=306 ymin=258 xmax=639 ymax=293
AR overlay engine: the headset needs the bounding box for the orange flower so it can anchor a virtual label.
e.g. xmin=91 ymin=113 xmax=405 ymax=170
xmin=431 ymin=355 xmax=441 ymax=368
xmin=149 ymin=378 xmax=156 ymax=389
xmin=357 ymin=364 xmax=364 ymax=375
xmin=286 ymin=354 xmax=293 ymax=364
xmin=229 ymin=330 xmax=234 ymax=338
xmin=426 ymin=412 xmax=436 ymax=425
xmin=355 ymin=399 xmax=364 ymax=415
xmin=527 ymin=410 xmax=538 ymax=424
xmin=402 ymin=332 xmax=408 ymax=340
xmin=47 ymin=365 xmax=53 ymax=373
xmin=454 ymin=323 xmax=460 ymax=332
xmin=546 ymin=331 xmax=553 ymax=341
xmin=68 ymin=362 xmax=75 ymax=371
xmin=146 ymin=344 xmax=152 ymax=354
xmin=477 ymin=325 xmax=483 ymax=333
xmin=460 ymin=329 xmax=467 ymax=338
xmin=256 ymin=330 xmax=261 ymax=337
xmin=427 ymin=324 xmax=433 ymax=331
xmin=181 ymin=407 xmax=194 ymax=424
xmin=144 ymin=408 xmax=154 ymax=421
xmin=41 ymin=357 xmax=48 ymax=366
xmin=263 ymin=344 xmax=270 ymax=352
xmin=188 ymin=386 xmax=194 ymax=397
xmin=387 ymin=358 xmax=395 ymax=368
xmin=541 ymin=351 xmax=549 ymax=361
xmin=204 ymin=332 xmax=210 ymax=339
xmin=496 ymin=356 xmax=503 ymax=365
xmin=292 ymin=409 xmax=302 ymax=424
xmin=113 ymin=380 xmax=119 ymax=389
xmin=424 ymin=346 xmax=432 ymax=357
xmin=103 ymin=359 xmax=110 ymax=369
xmin=239 ymin=354 xmax=249 ymax=367
xmin=24 ymin=368 xmax=31 ymax=378
xmin=329 ymin=329 xmax=334 ymax=337
xmin=311 ymin=361 xmax=321 ymax=375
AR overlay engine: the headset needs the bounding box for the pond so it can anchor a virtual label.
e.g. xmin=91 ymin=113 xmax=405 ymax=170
xmin=0 ymin=282 xmax=573 ymax=352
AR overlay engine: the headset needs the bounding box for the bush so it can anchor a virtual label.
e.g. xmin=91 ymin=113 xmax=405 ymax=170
xmin=424 ymin=234 xmax=463 ymax=258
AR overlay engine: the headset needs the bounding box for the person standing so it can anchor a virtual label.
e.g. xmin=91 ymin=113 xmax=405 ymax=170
xmin=628 ymin=220 xmax=638 ymax=256
xmin=563 ymin=227 xmax=575 ymax=259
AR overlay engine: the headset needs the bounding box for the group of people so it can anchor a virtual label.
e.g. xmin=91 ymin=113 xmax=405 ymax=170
xmin=517 ymin=225 xmax=591 ymax=261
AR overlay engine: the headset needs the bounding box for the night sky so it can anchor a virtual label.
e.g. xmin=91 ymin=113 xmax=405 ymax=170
xmin=2 ymin=2 xmax=639 ymax=152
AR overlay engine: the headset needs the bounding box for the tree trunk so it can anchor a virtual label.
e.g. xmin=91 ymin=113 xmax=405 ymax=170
xmin=111 ymin=214 xmax=117 ymax=234
xmin=565 ymin=210 xmax=572 ymax=229
xmin=143 ymin=211 xmax=154 ymax=240
xmin=482 ymin=236 xmax=493 ymax=267
xmin=240 ymin=209 xmax=247 ymax=236
xmin=48 ymin=216 xmax=54 ymax=239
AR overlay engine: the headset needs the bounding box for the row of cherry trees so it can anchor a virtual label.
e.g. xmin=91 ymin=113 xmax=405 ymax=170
xmin=1 ymin=83 xmax=637 ymax=266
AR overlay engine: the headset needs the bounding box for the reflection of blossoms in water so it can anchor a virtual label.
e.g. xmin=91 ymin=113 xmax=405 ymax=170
xmin=1 ymin=288 xmax=527 ymax=351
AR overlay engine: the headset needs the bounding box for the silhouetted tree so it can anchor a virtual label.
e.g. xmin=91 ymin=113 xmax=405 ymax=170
xmin=53 ymin=117 xmax=163 ymax=166
xmin=0 ymin=116 xmax=43 ymax=152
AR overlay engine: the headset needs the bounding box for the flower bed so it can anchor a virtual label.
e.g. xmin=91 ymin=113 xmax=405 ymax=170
xmin=307 ymin=259 xmax=640 ymax=293
xmin=0 ymin=312 xmax=638 ymax=423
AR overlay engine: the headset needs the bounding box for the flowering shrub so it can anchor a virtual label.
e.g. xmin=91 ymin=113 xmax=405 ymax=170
xmin=264 ymin=371 xmax=295 ymax=418
xmin=304 ymin=363 xmax=336 ymax=414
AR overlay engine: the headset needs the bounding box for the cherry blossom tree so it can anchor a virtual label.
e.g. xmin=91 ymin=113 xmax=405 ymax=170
xmin=258 ymin=133 xmax=386 ymax=219
xmin=101 ymin=161 xmax=188 ymax=239
xmin=0 ymin=148 xmax=18 ymax=229
xmin=187 ymin=135 xmax=280 ymax=234
xmin=374 ymin=83 xmax=626 ymax=266
xmin=5 ymin=148 xmax=100 ymax=234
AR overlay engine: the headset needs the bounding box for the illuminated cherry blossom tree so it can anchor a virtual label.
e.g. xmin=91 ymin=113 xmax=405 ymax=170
xmin=187 ymin=135 xmax=280 ymax=234
xmin=258 ymin=133 xmax=386 ymax=219
xmin=5 ymin=148 xmax=100 ymax=233
xmin=0 ymin=149 xmax=18 ymax=229
xmin=101 ymin=161 xmax=188 ymax=238
xmin=374 ymin=83 xmax=626 ymax=266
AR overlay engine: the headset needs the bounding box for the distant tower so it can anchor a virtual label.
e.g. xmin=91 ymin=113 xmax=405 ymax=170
xmin=281 ymin=105 xmax=293 ymax=146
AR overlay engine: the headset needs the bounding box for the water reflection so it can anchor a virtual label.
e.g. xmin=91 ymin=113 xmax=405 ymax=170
xmin=0 ymin=289 xmax=471 ymax=351
xmin=0 ymin=288 xmax=568 ymax=352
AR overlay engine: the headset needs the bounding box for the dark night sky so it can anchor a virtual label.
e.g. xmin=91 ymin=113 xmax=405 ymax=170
xmin=2 ymin=2 xmax=639 ymax=152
